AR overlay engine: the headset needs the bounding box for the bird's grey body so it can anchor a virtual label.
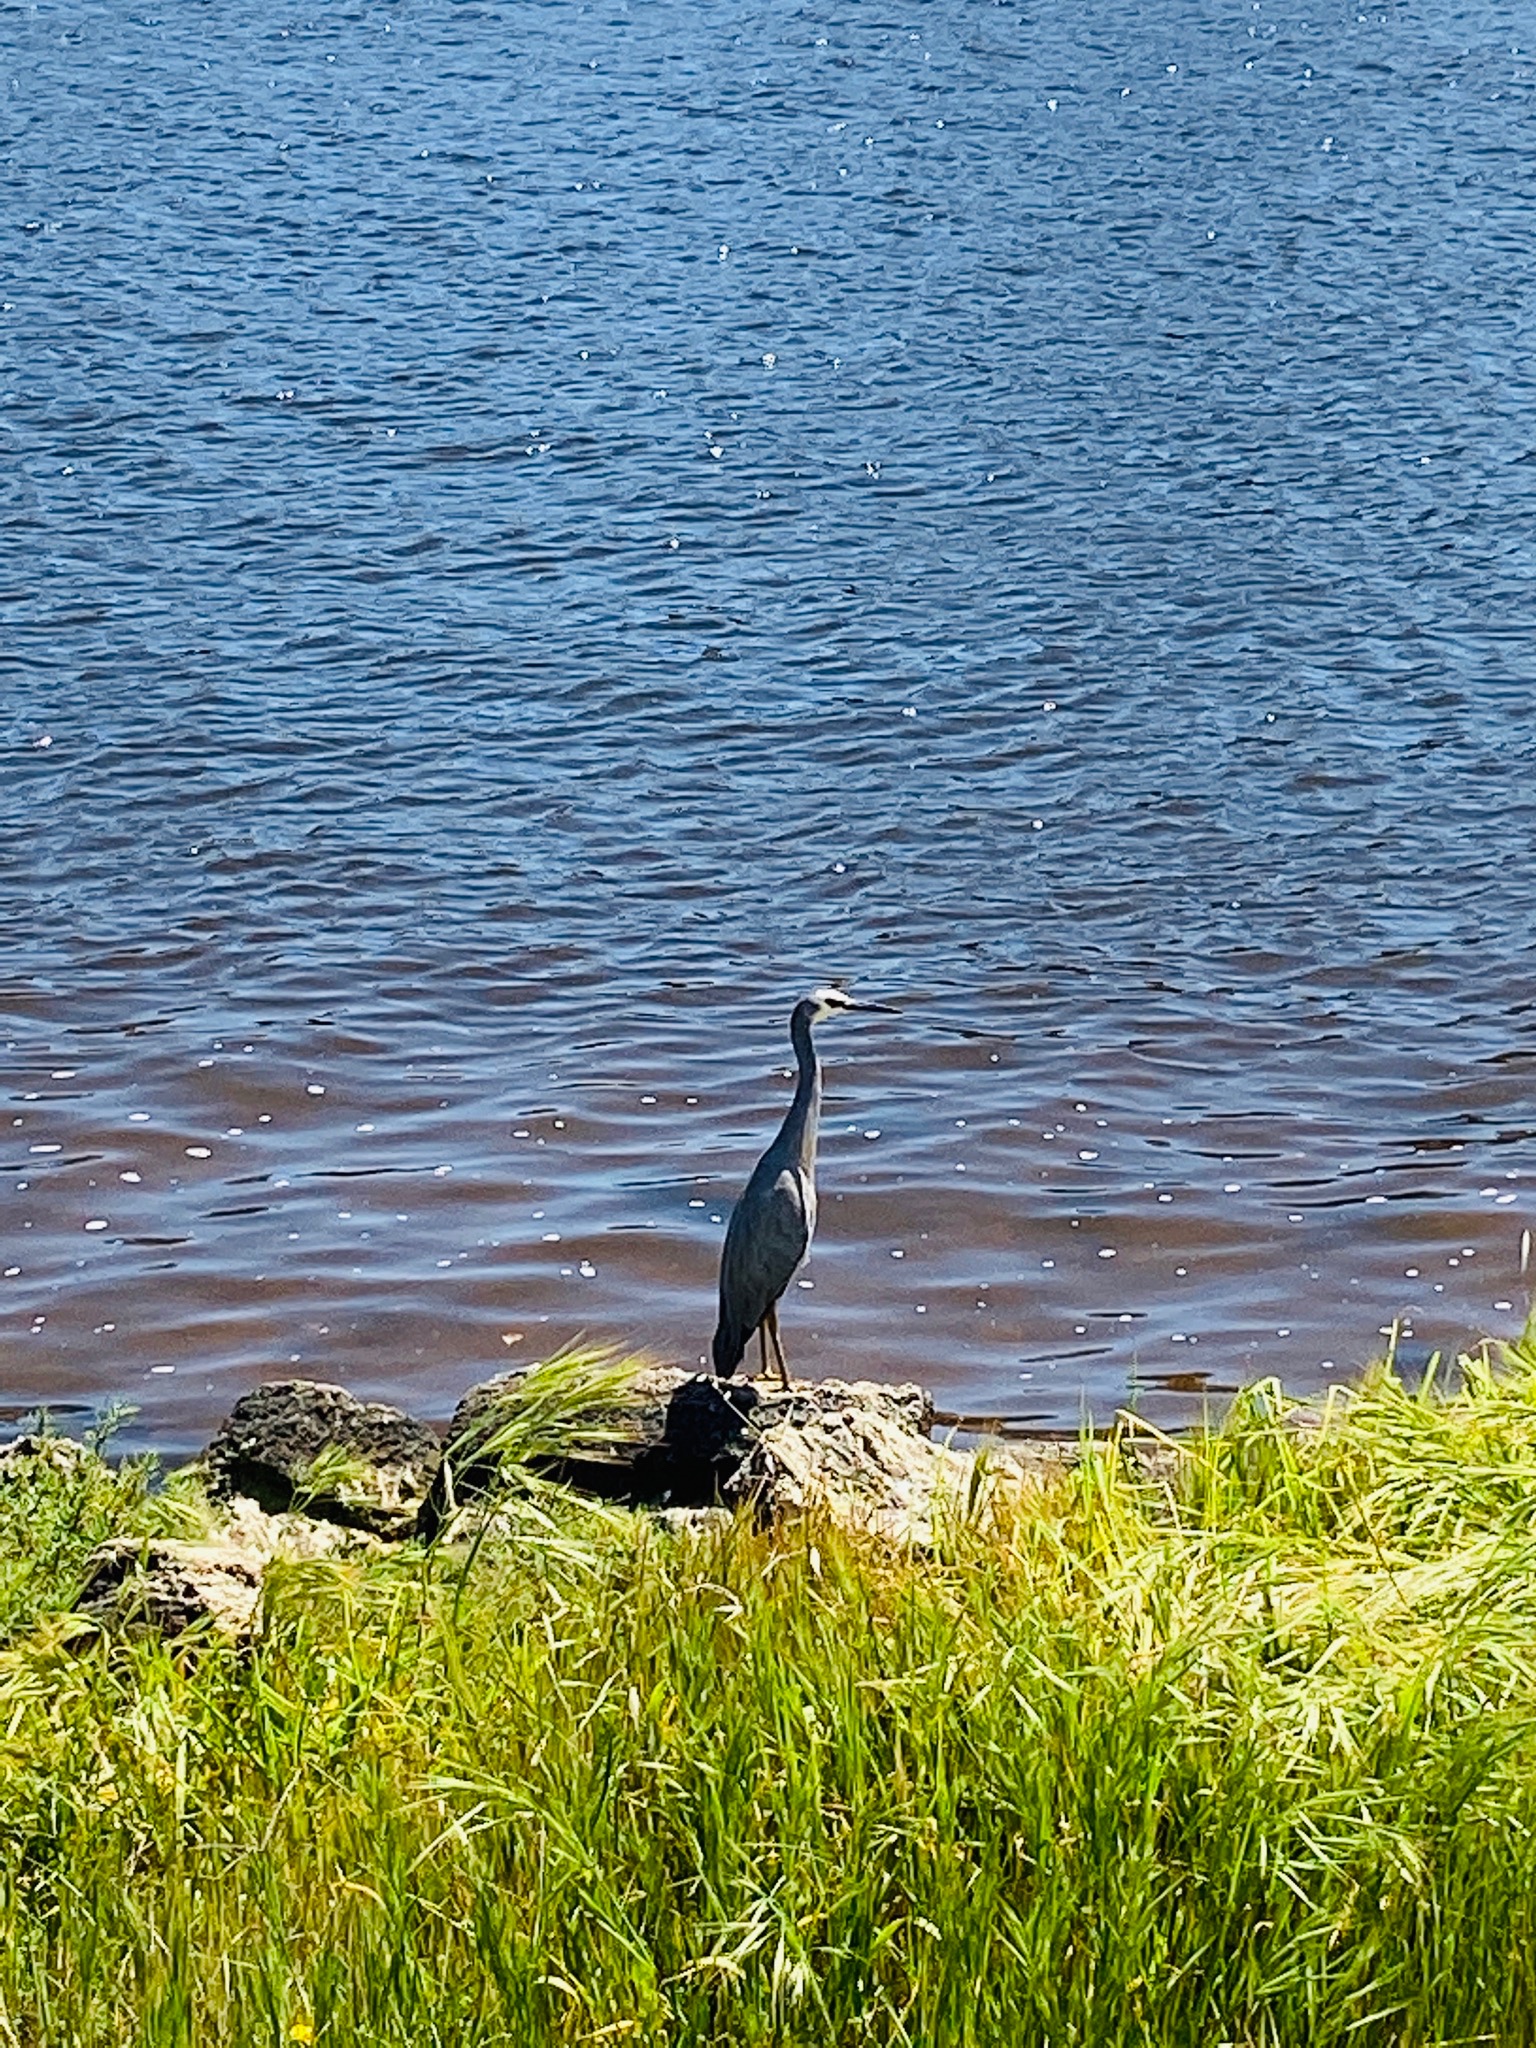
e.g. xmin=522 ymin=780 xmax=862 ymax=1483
xmin=712 ymin=987 xmax=888 ymax=1382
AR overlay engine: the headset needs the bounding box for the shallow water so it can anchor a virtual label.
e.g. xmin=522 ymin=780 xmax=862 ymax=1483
xmin=4 ymin=0 xmax=1535 ymax=1456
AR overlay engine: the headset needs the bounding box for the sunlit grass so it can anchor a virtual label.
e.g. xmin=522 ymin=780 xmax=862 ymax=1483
xmin=4 ymin=1327 xmax=1536 ymax=2042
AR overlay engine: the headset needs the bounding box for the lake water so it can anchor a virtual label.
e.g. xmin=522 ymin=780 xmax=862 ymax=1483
xmin=4 ymin=0 xmax=1535 ymax=1457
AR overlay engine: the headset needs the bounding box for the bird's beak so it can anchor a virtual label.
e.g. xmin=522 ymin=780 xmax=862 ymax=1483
xmin=850 ymin=999 xmax=898 ymax=1013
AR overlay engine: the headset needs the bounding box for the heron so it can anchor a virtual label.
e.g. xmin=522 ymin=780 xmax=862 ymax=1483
xmin=711 ymin=986 xmax=894 ymax=1386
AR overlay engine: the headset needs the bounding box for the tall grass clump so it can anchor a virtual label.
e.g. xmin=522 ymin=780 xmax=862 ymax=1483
xmin=5 ymin=1331 xmax=1536 ymax=2043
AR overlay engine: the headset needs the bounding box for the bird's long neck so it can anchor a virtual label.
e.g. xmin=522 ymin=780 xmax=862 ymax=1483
xmin=778 ymin=1001 xmax=821 ymax=1177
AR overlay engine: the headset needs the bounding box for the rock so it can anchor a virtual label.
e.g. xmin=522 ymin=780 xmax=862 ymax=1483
xmin=1123 ymin=1438 xmax=1188 ymax=1488
xmin=212 ymin=1493 xmax=381 ymax=1562
xmin=0 ymin=1433 xmax=93 ymax=1482
xmin=742 ymin=1377 xmax=934 ymax=1441
xmin=991 ymin=1437 xmax=1083 ymax=1480
xmin=77 ymin=1537 xmax=264 ymax=1645
xmin=203 ymin=1381 xmax=442 ymax=1539
xmin=434 ymin=1361 xmax=1147 ymax=1543
xmin=437 ymin=1364 xmax=956 ymax=1540
xmin=73 ymin=1491 xmax=378 ymax=1647
xmin=977 ymin=1432 xmax=1184 ymax=1496
xmin=433 ymin=1363 xmax=764 ymax=1520
xmin=727 ymin=1378 xmax=970 ymax=1544
xmin=653 ymin=1504 xmax=734 ymax=1535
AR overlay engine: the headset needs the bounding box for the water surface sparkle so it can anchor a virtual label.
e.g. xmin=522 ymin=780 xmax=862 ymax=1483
xmin=3 ymin=0 xmax=1534 ymax=1453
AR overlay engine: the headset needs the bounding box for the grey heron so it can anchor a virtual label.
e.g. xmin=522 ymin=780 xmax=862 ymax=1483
xmin=711 ymin=986 xmax=893 ymax=1385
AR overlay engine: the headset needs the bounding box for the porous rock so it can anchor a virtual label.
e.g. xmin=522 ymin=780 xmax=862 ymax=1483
xmin=727 ymin=1378 xmax=970 ymax=1544
xmin=433 ymin=1362 xmax=763 ymax=1519
xmin=78 ymin=1537 xmax=265 ymax=1644
xmin=203 ymin=1380 xmax=441 ymax=1539
xmin=74 ymin=1495 xmax=374 ymax=1646
xmin=0 ymin=1433 xmax=93 ymax=1482
xmin=212 ymin=1492 xmax=382 ymax=1562
xmin=437 ymin=1365 xmax=954 ymax=1540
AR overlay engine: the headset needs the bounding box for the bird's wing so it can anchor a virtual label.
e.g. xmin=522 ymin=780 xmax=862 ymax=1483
xmin=763 ymin=1166 xmax=814 ymax=1270
xmin=718 ymin=1166 xmax=812 ymax=1334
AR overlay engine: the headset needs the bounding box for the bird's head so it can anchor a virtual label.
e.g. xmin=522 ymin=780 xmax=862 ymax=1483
xmin=803 ymin=985 xmax=895 ymax=1022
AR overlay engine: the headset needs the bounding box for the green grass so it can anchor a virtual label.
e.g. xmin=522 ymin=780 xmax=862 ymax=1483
xmin=6 ymin=1334 xmax=1536 ymax=2045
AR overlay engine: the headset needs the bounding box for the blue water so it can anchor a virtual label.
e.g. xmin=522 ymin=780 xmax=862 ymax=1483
xmin=3 ymin=0 xmax=1535 ymax=1453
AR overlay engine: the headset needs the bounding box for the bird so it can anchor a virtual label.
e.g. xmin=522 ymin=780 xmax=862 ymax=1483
xmin=712 ymin=986 xmax=893 ymax=1385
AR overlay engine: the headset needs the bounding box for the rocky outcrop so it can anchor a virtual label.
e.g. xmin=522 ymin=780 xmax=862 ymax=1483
xmin=213 ymin=1493 xmax=383 ymax=1563
xmin=78 ymin=1537 xmax=266 ymax=1644
xmin=437 ymin=1367 xmax=997 ymax=1545
xmin=0 ymin=1433 xmax=92 ymax=1483
xmin=73 ymin=1489 xmax=376 ymax=1647
xmin=435 ymin=1363 xmax=768 ymax=1520
xmin=19 ymin=1361 xmax=1193 ymax=1651
xmin=43 ymin=1363 xmax=1135 ymax=1646
xmin=436 ymin=1368 xmax=1175 ymax=1543
xmin=716 ymin=1382 xmax=1103 ymax=1543
xmin=726 ymin=1379 xmax=969 ymax=1544
xmin=203 ymin=1380 xmax=442 ymax=1539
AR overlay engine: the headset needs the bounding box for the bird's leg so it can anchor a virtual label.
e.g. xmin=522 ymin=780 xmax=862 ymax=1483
xmin=765 ymin=1301 xmax=791 ymax=1391
xmin=756 ymin=1320 xmax=773 ymax=1381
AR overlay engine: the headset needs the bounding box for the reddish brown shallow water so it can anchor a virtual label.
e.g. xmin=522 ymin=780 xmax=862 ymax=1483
xmin=4 ymin=962 xmax=1533 ymax=1461
xmin=5 ymin=0 xmax=1536 ymax=1456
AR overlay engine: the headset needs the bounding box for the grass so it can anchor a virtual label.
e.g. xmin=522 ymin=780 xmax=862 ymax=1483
xmin=5 ymin=1335 xmax=1536 ymax=2044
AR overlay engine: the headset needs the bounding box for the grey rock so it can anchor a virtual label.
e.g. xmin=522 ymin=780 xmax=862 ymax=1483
xmin=437 ymin=1365 xmax=950 ymax=1539
xmin=74 ymin=1491 xmax=378 ymax=1647
xmin=204 ymin=1380 xmax=442 ymax=1539
xmin=736 ymin=1377 xmax=934 ymax=1443
xmin=653 ymin=1504 xmax=734 ymax=1535
xmin=988 ymin=1436 xmax=1083 ymax=1478
xmin=0 ymin=1433 xmax=93 ymax=1482
xmin=1123 ymin=1438 xmax=1189 ymax=1488
xmin=212 ymin=1493 xmax=382 ymax=1561
xmin=433 ymin=1363 xmax=764 ymax=1520
xmin=728 ymin=1378 xmax=970 ymax=1544
xmin=435 ymin=1361 xmax=1214 ymax=1545
xmin=728 ymin=1388 xmax=1182 ymax=1545
xmin=78 ymin=1537 xmax=264 ymax=1644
